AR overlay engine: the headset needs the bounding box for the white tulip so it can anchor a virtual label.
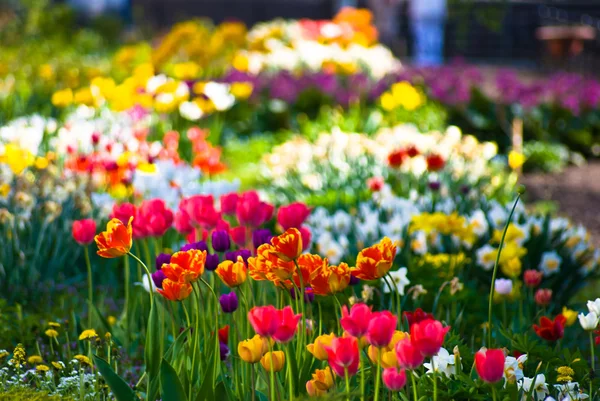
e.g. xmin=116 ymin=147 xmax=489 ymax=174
xmin=578 ymin=312 xmax=599 ymax=331
xmin=587 ymin=298 xmax=600 ymax=315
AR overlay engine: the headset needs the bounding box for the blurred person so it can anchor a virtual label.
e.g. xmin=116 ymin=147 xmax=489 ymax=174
xmin=367 ymin=0 xmax=403 ymax=52
xmin=409 ymin=0 xmax=447 ymax=65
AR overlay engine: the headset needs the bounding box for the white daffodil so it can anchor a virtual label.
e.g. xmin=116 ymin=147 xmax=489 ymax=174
xmin=476 ymin=244 xmax=497 ymax=271
xmin=504 ymin=354 xmax=527 ymax=383
xmin=539 ymin=251 xmax=562 ymax=276
xmin=383 ymin=268 xmax=410 ymax=296
xmin=518 ymin=374 xmax=549 ymax=401
xmin=423 ymin=348 xmax=459 ymax=377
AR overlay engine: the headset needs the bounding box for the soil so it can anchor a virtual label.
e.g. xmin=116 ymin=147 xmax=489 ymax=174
xmin=520 ymin=162 xmax=600 ymax=245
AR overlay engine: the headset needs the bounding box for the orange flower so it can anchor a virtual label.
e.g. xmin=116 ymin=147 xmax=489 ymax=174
xmin=216 ymin=256 xmax=248 ymax=287
xmin=95 ymin=217 xmax=133 ymax=258
xmin=157 ymin=279 xmax=193 ymax=301
xmin=352 ymin=237 xmax=398 ymax=280
xmin=249 ymin=244 xmax=295 ymax=285
xmin=171 ymin=250 xmax=206 ymax=282
xmin=309 ymin=262 xmax=352 ymax=295
xmin=296 ymin=253 xmax=325 ymax=287
xmin=367 ymin=331 xmax=408 ymax=368
xmin=270 ymin=228 xmax=303 ymax=262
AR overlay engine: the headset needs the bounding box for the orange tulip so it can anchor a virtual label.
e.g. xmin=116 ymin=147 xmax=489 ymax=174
xmin=162 ymin=249 xmax=206 ymax=283
xmin=270 ymin=228 xmax=303 ymax=262
xmin=95 ymin=217 xmax=133 ymax=258
xmin=216 ymin=256 xmax=247 ymax=287
xmin=352 ymin=237 xmax=398 ymax=280
xmin=248 ymin=243 xmax=295 ymax=285
xmin=309 ymin=261 xmax=351 ymax=295
xmin=296 ymin=253 xmax=326 ymax=287
xmin=157 ymin=279 xmax=193 ymax=301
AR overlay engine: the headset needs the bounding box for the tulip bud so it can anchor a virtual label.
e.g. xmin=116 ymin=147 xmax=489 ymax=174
xmin=219 ymin=292 xmax=239 ymax=314
xmin=211 ymin=230 xmax=231 ymax=252
xmin=205 ymin=253 xmax=219 ymax=271
xmin=238 ymin=335 xmax=267 ymax=364
xmin=260 ymin=351 xmax=285 ymax=372
xmin=534 ymin=289 xmax=552 ymax=306
xmin=155 ymin=253 xmax=172 ymax=270
xmin=382 ymin=367 xmax=407 ymax=391
xmin=524 ymin=269 xmax=543 ymax=288
xmin=307 ymin=334 xmax=335 ymax=361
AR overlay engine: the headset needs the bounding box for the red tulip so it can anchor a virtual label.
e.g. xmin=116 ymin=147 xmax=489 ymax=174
xmin=72 ymin=219 xmax=96 ymax=245
xmin=248 ymin=306 xmax=279 ymax=337
xmin=236 ymin=191 xmax=273 ymax=227
xmin=230 ymin=226 xmax=247 ymax=248
xmin=524 ymin=269 xmax=543 ymax=288
xmin=367 ymin=176 xmax=384 ymax=192
xmin=181 ymin=195 xmax=220 ymax=228
xmin=218 ymin=325 xmax=229 ymax=344
xmin=394 ymin=338 xmax=425 ymax=370
xmin=273 ymin=306 xmax=302 ymax=343
xmin=277 ymin=202 xmax=311 ymax=230
xmin=403 ymin=308 xmax=434 ymax=327
xmin=139 ymin=199 xmax=173 ymax=237
xmin=299 ymin=226 xmax=312 ymax=251
xmin=220 ymin=192 xmax=239 ymax=215
xmin=409 ymin=319 xmax=450 ymax=357
xmin=341 ymin=303 xmax=372 ymax=338
xmin=366 ymin=311 xmax=397 ymax=347
xmin=533 ymin=315 xmax=566 ymax=342
xmin=388 ymin=149 xmax=408 ymax=168
xmin=406 ymin=145 xmax=419 ymax=157
xmin=111 ymin=203 xmax=147 ymax=239
xmin=426 ymin=154 xmax=445 ymax=171
xmin=326 ymin=336 xmax=360 ymax=377
xmin=382 ymin=367 xmax=407 ymax=391
xmin=475 ymin=348 xmax=505 ymax=383
xmin=534 ymin=288 xmax=552 ymax=306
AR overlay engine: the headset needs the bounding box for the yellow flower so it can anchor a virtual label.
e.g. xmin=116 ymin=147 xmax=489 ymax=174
xmin=0 ymin=144 xmax=35 ymax=175
xmin=556 ymin=366 xmax=575 ymax=382
xmin=232 ymin=53 xmax=249 ymax=71
xmin=74 ymin=87 xmax=95 ymax=106
xmin=36 ymin=364 xmax=50 ymax=372
xmin=28 ymin=355 xmax=44 ymax=365
xmin=380 ymin=92 xmax=396 ymax=111
xmin=0 ymin=183 xmax=10 ymax=197
xmin=307 ymin=333 xmax=335 ymax=361
xmin=74 ymin=354 xmax=91 ymax=366
xmin=48 ymin=322 xmax=61 ymax=328
xmin=367 ymin=331 xmax=408 ymax=368
xmin=0 ymin=350 xmax=9 ymax=359
xmin=230 ymin=82 xmax=253 ymax=99
xmin=9 ymin=344 xmax=26 ymax=368
xmin=562 ymin=307 xmax=578 ymax=327
xmin=238 ymin=335 xmax=269 ymax=364
xmin=107 ymin=316 xmax=117 ymax=326
xmin=39 ymin=64 xmax=54 ymax=81
xmin=501 ymin=257 xmax=522 ymax=278
xmin=173 ymin=62 xmax=200 ymax=80
xmin=79 ymin=329 xmax=98 ymax=341
xmin=309 ymin=367 xmax=335 ymax=392
xmin=45 ymin=329 xmax=59 ymax=338
xmin=35 ymin=157 xmax=49 ymax=170
xmin=51 ymin=88 xmax=73 ymax=108
xmin=52 ymin=361 xmax=64 ymax=370
xmin=260 ymin=351 xmax=285 ymax=372
xmin=508 ymin=151 xmax=526 ymax=170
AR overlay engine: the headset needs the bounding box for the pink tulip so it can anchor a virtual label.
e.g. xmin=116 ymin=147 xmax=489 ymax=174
xmin=277 ymin=202 xmax=311 ymax=230
xmin=341 ymin=303 xmax=372 ymax=338
xmin=248 ymin=306 xmax=279 ymax=337
xmin=382 ymin=367 xmax=407 ymax=391
xmin=395 ymin=338 xmax=425 ymax=370
xmin=220 ymin=192 xmax=239 ymax=215
xmin=366 ymin=311 xmax=397 ymax=347
xmin=410 ymin=319 xmax=450 ymax=357
xmin=475 ymin=348 xmax=505 ymax=383
xmin=326 ymin=336 xmax=360 ymax=377
xmin=273 ymin=306 xmax=302 ymax=343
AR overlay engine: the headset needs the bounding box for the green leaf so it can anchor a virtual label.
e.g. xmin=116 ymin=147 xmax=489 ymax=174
xmin=92 ymin=303 xmax=122 ymax=347
xmin=160 ymin=358 xmax=187 ymax=401
xmin=146 ymin=303 xmax=163 ymax=401
xmin=93 ymin=355 xmax=138 ymax=401
xmin=194 ymin=346 xmax=216 ymax=401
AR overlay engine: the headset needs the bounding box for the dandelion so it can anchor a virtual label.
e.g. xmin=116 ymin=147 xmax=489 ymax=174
xmin=45 ymin=329 xmax=59 ymax=338
xmin=36 ymin=364 xmax=50 ymax=373
xmin=74 ymin=355 xmax=91 ymax=366
xmin=48 ymin=322 xmax=61 ymax=328
xmin=28 ymin=355 xmax=43 ymax=365
xmin=52 ymin=361 xmax=64 ymax=370
xmin=79 ymin=329 xmax=98 ymax=341
xmin=556 ymin=366 xmax=575 ymax=383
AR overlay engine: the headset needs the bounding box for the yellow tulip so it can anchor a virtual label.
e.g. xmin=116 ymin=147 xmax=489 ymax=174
xmin=260 ymin=351 xmax=285 ymax=372
xmin=307 ymin=333 xmax=335 ymax=361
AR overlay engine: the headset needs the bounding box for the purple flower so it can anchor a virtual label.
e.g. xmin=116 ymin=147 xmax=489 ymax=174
xmin=252 ymin=229 xmax=272 ymax=249
xmin=181 ymin=241 xmax=208 ymax=252
xmin=211 ymin=230 xmax=231 ymax=252
xmin=349 ymin=276 xmax=360 ymax=286
xmin=290 ymin=287 xmax=315 ymax=304
xmin=237 ymin=249 xmax=251 ymax=263
xmin=220 ymin=342 xmax=230 ymax=361
xmin=206 ymin=253 xmax=220 ymax=271
xmin=219 ymin=292 xmax=239 ymax=313
xmin=155 ymin=253 xmax=171 ymax=270
xmin=151 ymin=270 xmax=166 ymax=289
xmin=428 ymin=181 xmax=441 ymax=191
xmin=224 ymin=251 xmax=237 ymax=262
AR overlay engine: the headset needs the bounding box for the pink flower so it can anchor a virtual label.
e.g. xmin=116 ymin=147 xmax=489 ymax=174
xmin=326 ymin=336 xmax=360 ymax=377
xmin=382 ymin=367 xmax=407 ymax=391
xmin=475 ymin=348 xmax=505 ymax=383
xmin=366 ymin=311 xmax=397 ymax=347
xmin=534 ymin=289 xmax=552 ymax=306
xmin=236 ymin=191 xmax=273 ymax=227
xmin=181 ymin=195 xmax=220 ymax=228
xmin=273 ymin=306 xmax=302 ymax=343
xmin=220 ymin=192 xmax=239 ymax=215
xmin=341 ymin=303 xmax=372 ymax=338
xmin=230 ymin=226 xmax=247 ymax=248
xmin=277 ymin=202 xmax=311 ymax=230
xmin=299 ymin=226 xmax=312 ymax=251
xmin=248 ymin=306 xmax=279 ymax=337
xmin=409 ymin=319 xmax=450 ymax=357
xmin=138 ymin=199 xmax=173 ymax=237
xmin=72 ymin=219 xmax=96 ymax=245
xmin=394 ymin=338 xmax=425 ymax=370
xmin=367 ymin=176 xmax=384 ymax=192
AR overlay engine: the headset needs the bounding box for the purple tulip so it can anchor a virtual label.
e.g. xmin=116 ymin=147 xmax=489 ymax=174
xmin=252 ymin=229 xmax=273 ymax=249
xmin=181 ymin=241 xmax=208 ymax=252
xmin=155 ymin=253 xmax=171 ymax=270
xmin=206 ymin=253 xmax=220 ymax=271
xmin=428 ymin=181 xmax=441 ymax=191
xmin=211 ymin=230 xmax=231 ymax=252
xmin=290 ymin=287 xmax=315 ymax=304
xmin=151 ymin=270 xmax=166 ymax=289
xmin=219 ymin=292 xmax=239 ymax=313
xmin=349 ymin=276 xmax=360 ymax=286
xmin=220 ymin=342 xmax=230 ymax=361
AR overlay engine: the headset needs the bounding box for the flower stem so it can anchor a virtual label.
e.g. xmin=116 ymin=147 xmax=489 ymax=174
xmin=487 ymin=194 xmax=520 ymax=348
xmin=83 ymin=246 xmax=93 ymax=328
xmin=127 ymin=252 xmax=154 ymax=304
xmin=268 ymin=341 xmax=276 ymax=401
xmin=591 ymin=330 xmax=595 ymax=400
xmin=492 ymin=385 xmax=497 ymax=401
xmin=251 ymin=364 xmax=256 ymax=401
xmin=410 ymin=371 xmax=418 ymax=401
xmin=432 ymin=357 xmax=438 ymax=401
xmin=374 ymin=350 xmax=382 ymax=401
xmin=345 ymin=367 xmax=351 ymax=401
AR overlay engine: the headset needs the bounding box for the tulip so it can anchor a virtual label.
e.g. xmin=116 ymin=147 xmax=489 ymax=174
xmin=238 ymin=335 xmax=268 ymax=364
xmin=138 ymin=199 xmax=173 ymax=237
xmin=326 ymin=336 xmax=360 ymax=377
xmin=220 ymin=192 xmax=239 ymax=215
xmin=162 ymin=250 xmax=207 ymax=283
xmin=218 ymin=325 xmax=229 ymax=344
xmin=310 ymin=367 xmax=335 ymax=392
xmin=382 ymin=367 xmax=407 ymax=391
xmin=211 ymin=230 xmax=231 ymax=252
xmin=157 ymin=279 xmax=192 ymax=301
xmin=410 ymin=319 xmax=450 ymax=357
xmin=367 ymin=311 xmax=398 ymax=347
xmin=219 ymin=292 xmax=239 ymax=313
xmin=299 ymin=226 xmax=312 ymax=251
xmin=180 ymin=241 xmax=208 ymax=252
xmin=588 ymin=298 xmax=600 ymax=315
xmin=341 ymin=303 xmax=372 ymax=338
xmin=426 ymin=153 xmax=445 ymax=171
xmin=309 ymin=262 xmax=351 ymax=296
xmin=155 ymin=253 xmax=171 ymax=270
xmin=270 ymin=228 xmax=303 ymax=262
xmin=215 ymin=256 xmax=247 ymax=287
xmin=494 ymin=279 xmax=513 ymax=295
xmin=368 ymin=331 xmax=408 ymax=369
xmin=180 ymin=195 xmax=220 ymax=228
xmin=273 ymin=306 xmax=302 ymax=343
xmin=475 ymin=348 xmax=505 ymax=383
xmin=533 ymin=315 xmax=566 ymax=342
xmin=403 ymin=308 xmax=434 ymax=327
xmin=248 ymin=306 xmax=279 ymax=337
xmin=205 ymin=253 xmax=219 ymax=271
xmin=95 ymin=217 xmax=133 ymax=258
xmin=307 ymin=333 xmax=335 ymax=361
xmin=230 ymin=226 xmax=247 ymax=248
xmin=72 ymin=219 xmax=96 ymax=245
xmin=352 ymin=237 xmax=397 ymax=280
xmin=524 ymin=269 xmax=543 ymax=288
xmin=388 ymin=149 xmax=407 ymax=168
xmin=579 ymin=312 xmax=599 ymax=331
xmin=367 ymin=176 xmax=385 ymax=192
xmin=534 ymin=289 xmax=552 ymax=306
xmin=277 ymin=202 xmax=311 ymax=230
xmin=219 ymin=342 xmax=230 ymax=361
xmin=260 ymin=351 xmax=285 ymax=372
xmin=151 ymin=270 xmax=166 ymax=289
xmin=395 ymin=338 xmax=425 ymax=370
xmin=252 ymin=229 xmax=273 ymax=249
xmin=236 ymin=191 xmax=273 ymax=227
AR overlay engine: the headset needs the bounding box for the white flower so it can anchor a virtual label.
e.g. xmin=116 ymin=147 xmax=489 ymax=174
xmin=179 ymin=101 xmax=203 ymax=121
xmin=555 ymin=382 xmax=589 ymax=400
xmin=476 ymin=244 xmax=497 ymax=271
xmin=504 ymin=354 xmax=527 ymax=383
xmin=469 ymin=210 xmax=489 ymax=237
xmin=140 ymin=274 xmax=157 ymax=293
xmin=587 ymin=298 xmax=600 ymax=315
xmin=203 ymin=82 xmax=235 ymax=111
xmin=578 ymin=312 xmax=599 ymax=330
xmin=423 ymin=348 xmax=458 ymax=377
xmin=539 ymin=251 xmax=562 ymax=276
xmin=361 ymin=285 xmax=374 ymax=302
xmin=411 ymin=231 xmax=428 ymax=255
xmin=383 ymin=268 xmax=410 ymax=295
xmin=518 ymin=374 xmax=549 ymax=401
xmin=494 ymin=279 xmax=513 ymax=295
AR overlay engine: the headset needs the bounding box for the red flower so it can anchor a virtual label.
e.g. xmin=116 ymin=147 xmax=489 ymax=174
xmin=72 ymin=219 xmax=96 ymax=245
xmin=388 ymin=149 xmax=407 ymax=168
xmin=394 ymin=338 xmax=425 ymax=370
xmin=277 ymin=202 xmax=311 ymax=230
xmin=426 ymin=154 xmax=445 ymax=171
xmin=475 ymin=348 xmax=505 ymax=383
xmin=367 ymin=176 xmax=384 ymax=192
xmin=341 ymin=303 xmax=372 ymax=338
xmin=533 ymin=315 xmax=566 ymax=342
xmin=220 ymin=192 xmax=239 ymax=215
xmin=403 ymin=308 xmax=434 ymax=327
xmin=138 ymin=199 xmax=173 ymax=237
xmin=174 ymin=210 xmax=193 ymax=234
xmin=534 ymin=289 xmax=552 ymax=306
xmin=299 ymin=226 xmax=312 ymax=251
xmin=406 ymin=145 xmax=419 ymax=158
xmin=366 ymin=311 xmax=397 ymax=347
xmin=230 ymin=226 xmax=247 ymax=247
xmin=273 ymin=306 xmax=302 ymax=343
xmin=524 ymin=270 xmax=543 ymax=288
xmin=326 ymin=336 xmax=360 ymax=377
xmin=218 ymin=325 xmax=229 ymax=344
xmin=111 ymin=203 xmax=147 ymax=239
xmin=382 ymin=367 xmax=407 ymax=392
xmin=236 ymin=191 xmax=273 ymax=227
xmin=594 ymin=329 xmax=600 ymax=346
xmin=410 ymin=319 xmax=450 ymax=357
xmin=180 ymin=195 xmax=220 ymax=228
xmin=248 ymin=306 xmax=279 ymax=337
